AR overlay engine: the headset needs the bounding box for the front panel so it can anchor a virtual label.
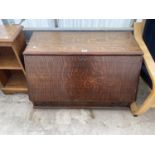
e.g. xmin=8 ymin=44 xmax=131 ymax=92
xmin=24 ymin=55 xmax=142 ymax=107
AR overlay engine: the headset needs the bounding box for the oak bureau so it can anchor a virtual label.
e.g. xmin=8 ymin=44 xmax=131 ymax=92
xmin=24 ymin=32 xmax=143 ymax=108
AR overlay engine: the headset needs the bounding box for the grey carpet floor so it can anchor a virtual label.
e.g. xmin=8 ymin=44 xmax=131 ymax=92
xmin=0 ymin=78 xmax=155 ymax=135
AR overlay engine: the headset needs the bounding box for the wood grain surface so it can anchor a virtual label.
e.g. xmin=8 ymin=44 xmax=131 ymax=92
xmin=0 ymin=25 xmax=27 ymax=94
xmin=0 ymin=25 xmax=22 ymax=42
xmin=24 ymin=32 xmax=142 ymax=55
xmin=24 ymin=31 xmax=143 ymax=107
xmin=25 ymin=55 xmax=142 ymax=107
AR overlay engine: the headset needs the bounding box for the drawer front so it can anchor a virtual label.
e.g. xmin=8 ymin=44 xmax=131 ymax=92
xmin=24 ymin=55 xmax=142 ymax=107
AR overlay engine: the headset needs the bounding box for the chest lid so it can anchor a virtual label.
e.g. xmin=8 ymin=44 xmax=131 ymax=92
xmin=24 ymin=31 xmax=142 ymax=56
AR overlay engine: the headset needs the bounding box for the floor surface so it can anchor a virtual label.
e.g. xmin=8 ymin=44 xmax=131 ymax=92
xmin=0 ymin=78 xmax=155 ymax=135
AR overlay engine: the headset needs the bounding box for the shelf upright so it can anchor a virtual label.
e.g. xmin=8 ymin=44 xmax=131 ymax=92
xmin=0 ymin=25 xmax=27 ymax=94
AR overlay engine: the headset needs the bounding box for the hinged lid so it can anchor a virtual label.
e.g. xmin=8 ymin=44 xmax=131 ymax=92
xmin=0 ymin=25 xmax=22 ymax=43
xmin=24 ymin=32 xmax=142 ymax=56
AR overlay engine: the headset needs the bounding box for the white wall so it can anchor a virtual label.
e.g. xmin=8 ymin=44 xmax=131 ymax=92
xmin=0 ymin=20 xmax=3 ymax=25
xmin=58 ymin=19 xmax=133 ymax=28
xmin=14 ymin=19 xmax=55 ymax=28
xmin=0 ymin=19 xmax=134 ymax=29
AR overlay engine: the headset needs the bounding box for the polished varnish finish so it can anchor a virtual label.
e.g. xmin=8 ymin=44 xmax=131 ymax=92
xmin=24 ymin=32 xmax=143 ymax=107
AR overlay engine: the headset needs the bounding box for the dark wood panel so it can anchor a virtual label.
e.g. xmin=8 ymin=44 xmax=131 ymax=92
xmin=0 ymin=70 xmax=9 ymax=87
xmin=24 ymin=55 xmax=142 ymax=107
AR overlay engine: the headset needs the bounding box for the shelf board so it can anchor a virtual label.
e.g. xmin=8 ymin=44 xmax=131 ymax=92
xmin=0 ymin=54 xmax=22 ymax=70
xmin=1 ymin=71 xmax=28 ymax=93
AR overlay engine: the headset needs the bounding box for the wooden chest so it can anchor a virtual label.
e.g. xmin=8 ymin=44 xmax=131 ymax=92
xmin=24 ymin=32 xmax=143 ymax=108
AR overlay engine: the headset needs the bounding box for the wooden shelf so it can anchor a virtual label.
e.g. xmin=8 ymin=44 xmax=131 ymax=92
xmin=0 ymin=25 xmax=27 ymax=94
xmin=0 ymin=54 xmax=21 ymax=70
xmin=1 ymin=71 xmax=28 ymax=94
